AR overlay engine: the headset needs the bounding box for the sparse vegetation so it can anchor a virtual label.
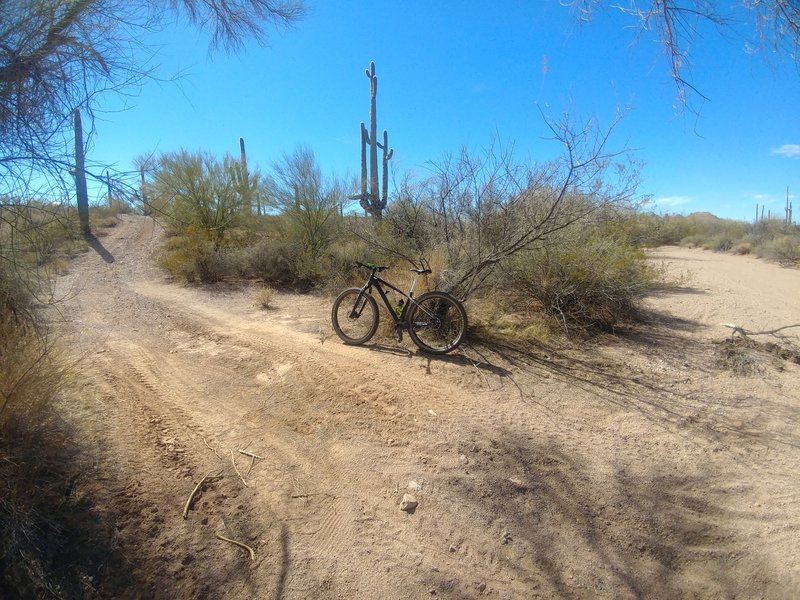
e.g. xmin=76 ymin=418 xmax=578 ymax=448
xmin=255 ymin=285 xmax=276 ymax=309
xmin=626 ymin=210 xmax=800 ymax=267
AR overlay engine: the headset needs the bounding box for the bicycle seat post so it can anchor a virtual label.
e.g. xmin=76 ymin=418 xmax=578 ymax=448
xmin=407 ymin=272 xmax=419 ymax=298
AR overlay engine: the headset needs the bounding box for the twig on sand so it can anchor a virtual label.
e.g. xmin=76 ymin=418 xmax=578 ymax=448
xmin=237 ymin=449 xmax=265 ymax=459
xmin=238 ymin=449 xmax=264 ymax=476
xmin=203 ymin=438 xmax=222 ymax=459
xmin=183 ymin=471 xmax=220 ymax=519
xmin=216 ymin=533 xmax=256 ymax=561
xmin=231 ymin=449 xmax=248 ymax=487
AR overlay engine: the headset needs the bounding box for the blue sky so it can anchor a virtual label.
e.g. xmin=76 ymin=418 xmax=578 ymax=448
xmin=90 ymin=1 xmax=800 ymax=222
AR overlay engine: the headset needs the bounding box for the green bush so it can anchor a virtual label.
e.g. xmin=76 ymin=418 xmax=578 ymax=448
xmin=505 ymin=234 xmax=658 ymax=332
xmin=157 ymin=227 xmax=228 ymax=283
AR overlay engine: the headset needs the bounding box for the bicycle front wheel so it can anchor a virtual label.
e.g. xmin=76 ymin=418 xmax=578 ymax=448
xmin=331 ymin=288 xmax=379 ymax=345
xmin=407 ymin=291 xmax=468 ymax=354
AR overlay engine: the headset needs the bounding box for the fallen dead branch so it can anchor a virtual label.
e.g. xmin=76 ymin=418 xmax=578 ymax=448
xmin=724 ymin=323 xmax=800 ymax=346
xmin=215 ymin=533 xmax=256 ymax=561
xmin=231 ymin=449 xmax=248 ymax=487
xmin=183 ymin=471 xmax=221 ymax=519
xmin=724 ymin=322 xmax=800 ymax=337
xmin=238 ymin=449 xmax=264 ymax=476
xmin=237 ymin=449 xmax=265 ymax=459
xmin=204 ymin=438 xmax=223 ymax=459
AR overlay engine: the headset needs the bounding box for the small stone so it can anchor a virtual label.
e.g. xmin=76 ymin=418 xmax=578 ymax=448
xmin=459 ymin=454 xmax=469 ymax=465
xmin=400 ymin=494 xmax=418 ymax=512
xmin=449 ymin=544 xmax=457 ymax=553
xmin=500 ymin=531 xmax=512 ymax=545
xmin=477 ymin=582 xmax=487 ymax=592
xmin=408 ymin=480 xmax=423 ymax=492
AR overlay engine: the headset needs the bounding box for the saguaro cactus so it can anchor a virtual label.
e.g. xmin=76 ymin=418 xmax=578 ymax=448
xmin=352 ymin=61 xmax=393 ymax=219
xmin=239 ymin=137 xmax=252 ymax=215
xmin=230 ymin=137 xmax=259 ymax=216
xmin=73 ymin=108 xmax=90 ymax=235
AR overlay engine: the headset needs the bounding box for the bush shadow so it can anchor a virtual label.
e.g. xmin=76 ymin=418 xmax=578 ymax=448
xmin=443 ymin=429 xmax=777 ymax=598
xmin=465 ymin=317 xmax=800 ymax=451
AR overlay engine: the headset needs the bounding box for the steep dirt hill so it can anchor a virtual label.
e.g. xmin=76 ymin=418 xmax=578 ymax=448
xmin=49 ymin=215 xmax=800 ymax=599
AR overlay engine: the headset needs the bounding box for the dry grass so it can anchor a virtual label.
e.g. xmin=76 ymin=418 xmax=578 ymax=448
xmin=467 ymin=297 xmax=552 ymax=345
xmin=0 ymin=317 xmax=77 ymax=595
xmin=716 ymin=338 xmax=765 ymax=376
xmin=254 ymin=285 xmax=276 ymax=309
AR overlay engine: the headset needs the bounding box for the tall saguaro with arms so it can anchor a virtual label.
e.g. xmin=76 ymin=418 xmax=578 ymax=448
xmin=353 ymin=61 xmax=394 ymax=219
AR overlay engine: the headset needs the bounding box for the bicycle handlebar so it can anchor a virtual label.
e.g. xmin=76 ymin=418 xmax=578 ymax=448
xmin=355 ymin=262 xmax=432 ymax=275
xmin=355 ymin=261 xmax=387 ymax=272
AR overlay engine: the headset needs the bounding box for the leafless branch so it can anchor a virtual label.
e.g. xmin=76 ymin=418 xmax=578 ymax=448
xmin=215 ymin=533 xmax=256 ymax=561
xmin=183 ymin=471 xmax=221 ymax=519
xmin=230 ymin=448 xmax=248 ymax=487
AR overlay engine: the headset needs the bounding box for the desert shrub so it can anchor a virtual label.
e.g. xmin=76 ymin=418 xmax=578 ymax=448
xmin=89 ymin=200 xmax=136 ymax=229
xmin=679 ymin=234 xmax=704 ymax=248
xmin=616 ymin=212 xmax=700 ymax=247
xmin=254 ymin=285 xmax=275 ymax=309
xmin=504 ymin=234 xmax=658 ymax=332
xmin=148 ymin=150 xmax=243 ymax=247
xmin=758 ymin=235 xmax=800 ymax=265
xmin=157 ymin=227 xmax=227 ymax=283
xmin=0 ymin=257 xmax=73 ymax=596
xmin=731 ymin=241 xmax=753 ymax=255
xmin=703 ymin=232 xmax=739 ymax=252
xmin=230 ymin=238 xmax=299 ymax=286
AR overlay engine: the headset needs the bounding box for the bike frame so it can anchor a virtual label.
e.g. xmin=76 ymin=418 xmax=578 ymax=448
xmin=350 ymin=267 xmax=426 ymax=331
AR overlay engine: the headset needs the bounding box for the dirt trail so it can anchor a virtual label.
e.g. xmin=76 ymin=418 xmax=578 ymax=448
xmin=52 ymin=216 xmax=800 ymax=599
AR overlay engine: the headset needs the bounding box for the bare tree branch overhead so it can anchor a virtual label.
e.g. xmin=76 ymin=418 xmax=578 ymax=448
xmin=0 ymin=0 xmax=306 ymax=200
xmin=568 ymin=0 xmax=800 ymax=106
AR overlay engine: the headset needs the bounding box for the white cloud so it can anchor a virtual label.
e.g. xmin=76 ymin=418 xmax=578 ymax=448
xmin=654 ymin=195 xmax=693 ymax=208
xmin=770 ymin=144 xmax=800 ymax=158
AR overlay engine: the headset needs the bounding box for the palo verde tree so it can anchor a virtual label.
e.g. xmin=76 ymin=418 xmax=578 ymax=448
xmin=267 ymin=146 xmax=346 ymax=278
xmin=148 ymin=150 xmax=243 ymax=247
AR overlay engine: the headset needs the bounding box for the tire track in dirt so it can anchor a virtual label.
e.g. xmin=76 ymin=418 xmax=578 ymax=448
xmin=51 ymin=216 xmax=800 ymax=599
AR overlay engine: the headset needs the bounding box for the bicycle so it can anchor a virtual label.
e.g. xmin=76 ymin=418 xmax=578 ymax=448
xmin=331 ymin=262 xmax=468 ymax=355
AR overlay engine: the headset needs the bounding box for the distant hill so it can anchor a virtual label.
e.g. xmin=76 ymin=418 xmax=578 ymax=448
xmin=687 ymin=211 xmax=721 ymax=222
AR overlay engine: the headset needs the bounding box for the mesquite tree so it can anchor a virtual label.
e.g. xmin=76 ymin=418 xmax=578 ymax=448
xmin=366 ymin=111 xmax=642 ymax=301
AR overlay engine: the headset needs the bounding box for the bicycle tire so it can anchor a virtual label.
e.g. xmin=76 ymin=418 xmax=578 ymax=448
xmin=407 ymin=291 xmax=468 ymax=354
xmin=331 ymin=288 xmax=380 ymax=345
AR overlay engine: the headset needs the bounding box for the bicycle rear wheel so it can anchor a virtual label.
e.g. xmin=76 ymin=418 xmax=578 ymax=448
xmin=407 ymin=291 xmax=467 ymax=354
xmin=331 ymin=288 xmax=379 ymax=345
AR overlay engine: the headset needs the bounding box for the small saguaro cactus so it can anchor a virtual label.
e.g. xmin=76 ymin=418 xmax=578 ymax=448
xmin=352 ymin=61 xmax=393 ymax=219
